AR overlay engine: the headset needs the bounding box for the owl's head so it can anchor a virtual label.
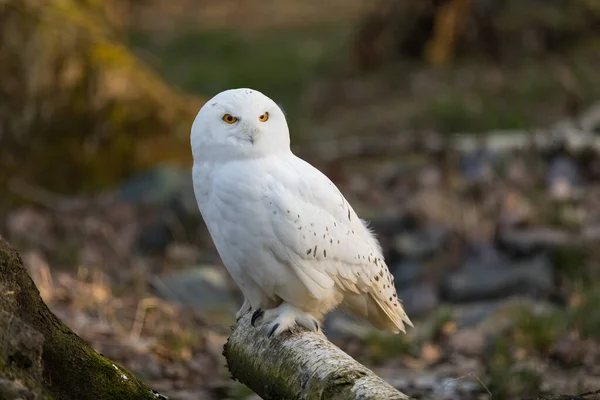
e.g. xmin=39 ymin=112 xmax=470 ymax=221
xmin=191 ymin=88 xmax=291 ymax=162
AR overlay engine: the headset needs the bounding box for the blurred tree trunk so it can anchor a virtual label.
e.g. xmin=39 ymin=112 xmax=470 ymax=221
xmin=0 ymin=236 xmax=166 ymax=399
xmin=353 ymin=0 xmax=600 ymax=71
xmin=0 ymin=0 xmax=202 ymax=199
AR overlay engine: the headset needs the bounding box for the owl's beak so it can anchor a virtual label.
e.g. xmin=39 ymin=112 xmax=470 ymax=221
xmin=250 ymin=127 xmax=260 ymax=144
xmin=245 ymin=123 xmax=260 ymax=145
xmin=241 ymin=123 xmax=256 ymax=144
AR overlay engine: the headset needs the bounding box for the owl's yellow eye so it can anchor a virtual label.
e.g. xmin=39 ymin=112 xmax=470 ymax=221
xmin=222 ymin=114 xmax=238 ymax=124
xmin=258 ymin=112 xmax=269 ymax=122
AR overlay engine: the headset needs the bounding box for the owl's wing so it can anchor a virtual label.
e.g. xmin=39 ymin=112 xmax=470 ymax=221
xmin=266 ymin=157 xmax=412 ymax=333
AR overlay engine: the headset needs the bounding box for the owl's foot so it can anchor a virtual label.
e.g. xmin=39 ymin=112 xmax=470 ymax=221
xmin=251 ymin=309 xmax=264 ymax=326
xmin=236 ymin=298 xmax=252 ymax=321
xmin=253 ymin=303 xmax=320 ymax=337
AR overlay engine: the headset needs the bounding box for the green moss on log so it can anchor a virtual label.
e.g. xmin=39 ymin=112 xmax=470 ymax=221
xmin=0 ymin=236 xmax=163 ymax=400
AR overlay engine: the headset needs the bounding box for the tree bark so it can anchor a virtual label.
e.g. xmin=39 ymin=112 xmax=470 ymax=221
xmin=0 ymin=236 xmax=165 ymax=400
xmin=223 ymin=314 xmax=412 ymax=400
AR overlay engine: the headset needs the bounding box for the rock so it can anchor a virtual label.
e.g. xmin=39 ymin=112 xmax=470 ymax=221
xmin=397 ymin=282 xmax=439 ymax=317
xmin=128 ymin=353 xmax=164 ymax=382
xmin=459 ymin=148 xmax=496 ymax=185
xmin=391 ymin=259 xmax=422 ymax=288
xmin=118 ymin=165 xmax=190 ymax=207
xmin=497 ymin=228 xmax=573 ymax=256
xmin=393 ymin=223 xmax=449 ymax=259
xmin=447 ymin=328 xmax=487 ymax=357
xmin=498 ymin=189 xmax=534 ymax=227
xmin=579 ymin=102 xmax=600 ymax=133
xmin=452 ymin=300 xmax=506 ymax=329
xmin=549 ymin=335 xmax=589 ymax=367
xmin=546 ymin=156 xmax=582 ymax=201
xmin=150 ymin=266 xmax=237 ymax=317
xmin=441 ymin=244 xmax=554 ymax=302
xmin=322 ymin=311 xmax=373 ymax=340
xmin=136 ymin=175 xmax=205 ymax=254
xmin=165 ymin=243 xmax=202 ymax=266
xmin=167 ymin=390 xmax=213 ymax=400
xmin=455 ymin=298 xmax=559 ymax=342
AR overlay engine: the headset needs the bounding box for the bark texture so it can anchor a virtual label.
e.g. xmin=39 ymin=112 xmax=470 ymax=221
xmin=0 ymin=236 xmax=164 ymax=400
xmin=223 ymin=314 xmax=412 ymax=400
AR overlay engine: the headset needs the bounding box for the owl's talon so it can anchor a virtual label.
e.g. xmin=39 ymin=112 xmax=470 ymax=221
xmin=251 ymin=309 xmax=264 ymax=327
xmin=268 ymin=323 xmax=280 ymax=338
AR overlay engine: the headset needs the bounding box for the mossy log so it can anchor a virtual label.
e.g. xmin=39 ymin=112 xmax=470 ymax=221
xmin=0 ymin=236 xmax=165 ymax=400
xmin=223 ymin=314 xmax=412 ymax=400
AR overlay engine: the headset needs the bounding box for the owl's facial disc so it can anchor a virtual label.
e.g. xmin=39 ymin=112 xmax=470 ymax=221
xmin=221 ymin=111 xmax=268 ymax=145
xmin=191 ymin=88 xmax=291 ymax=161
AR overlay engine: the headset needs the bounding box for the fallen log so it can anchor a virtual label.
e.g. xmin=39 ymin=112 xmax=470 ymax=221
xmin=224 ymin=313 xmax=412 ymax=400
xmin=0 ymin=236 xmax=165 ymax=400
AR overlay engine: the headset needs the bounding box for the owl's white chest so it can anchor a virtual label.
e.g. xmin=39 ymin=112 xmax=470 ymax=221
xmin=192 ymin=157 xmax=295 ymax=302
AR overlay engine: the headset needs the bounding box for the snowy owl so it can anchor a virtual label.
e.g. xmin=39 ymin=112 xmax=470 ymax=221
xmin=191 ymin=88 xmax=412 ymax=337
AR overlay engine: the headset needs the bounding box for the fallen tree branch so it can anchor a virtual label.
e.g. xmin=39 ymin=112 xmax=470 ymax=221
xmin=0 ymin=236 xmax=165 ymax=400
xmin=223 ymin=314 xmax=412 ymax=400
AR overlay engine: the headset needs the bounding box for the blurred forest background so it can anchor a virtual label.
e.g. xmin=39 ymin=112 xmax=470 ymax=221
xmin=2 ymin=0 xmax=600 ymax=399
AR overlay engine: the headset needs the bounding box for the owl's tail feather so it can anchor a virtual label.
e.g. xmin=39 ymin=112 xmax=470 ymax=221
xmin=342 ymin=292 xmax=413 ymax=334
xmin=367 ymin=293 xmax=413 ymax=334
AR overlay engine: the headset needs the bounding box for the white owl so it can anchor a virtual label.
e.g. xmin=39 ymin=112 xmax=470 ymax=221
xmin=191 ymin=88 xmax=412 ymax=337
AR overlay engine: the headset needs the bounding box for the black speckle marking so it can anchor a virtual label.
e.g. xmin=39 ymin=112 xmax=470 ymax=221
xmin=287 ymin=210 xmax=290 ymax=213
xmin=379 ymin=271 xmax=384 ymax=277
xmin=330 ymin=239 xmax=333 ymax=244
xmin=389 ymin=297 xmax=392 ymax=302
xmin=375 ymin=276 xmax=379 ymax=281
xmin=306 ymin=248 xmax=312 ymax=255
xmin=297 ymin=214 xmax=300 ymax=218
xmin=357 ymin=272 xmax=361 ymax=276
xmin=313 ymin=245 xmax=318 ymax=257
xmin=298 ymin=226 xmax=302 ymax=230
xmin=269 ymin=201 xmax=272 ymax=204
xmin=310 ymin=223 xmax=314 ymax=227
xmin=337 ymin=240 xmax=340 ymax=244
xmin=273 ymin=211 xmax=276 ymax=214
xmin=368 ymin=256 xmax=371 ymax=262
xmin=326 ymin=227 xmax=329 ymax=232
xmin=314 ymin=232 xmax=316 ymax=236
xmin=393 ymin=293 xmax=397 ymax=297
xmin=211 ymin=102 xmax=218 ymax=106
xmin=323 ymin=249 xmax=327 ymax=257
xmin=323 ymin=234 xmax=326 ymax=239
xmin=334 ymin=222 xmax=337 ymax=227
xmin=347 ymin=208 xmax=351 ymax=221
